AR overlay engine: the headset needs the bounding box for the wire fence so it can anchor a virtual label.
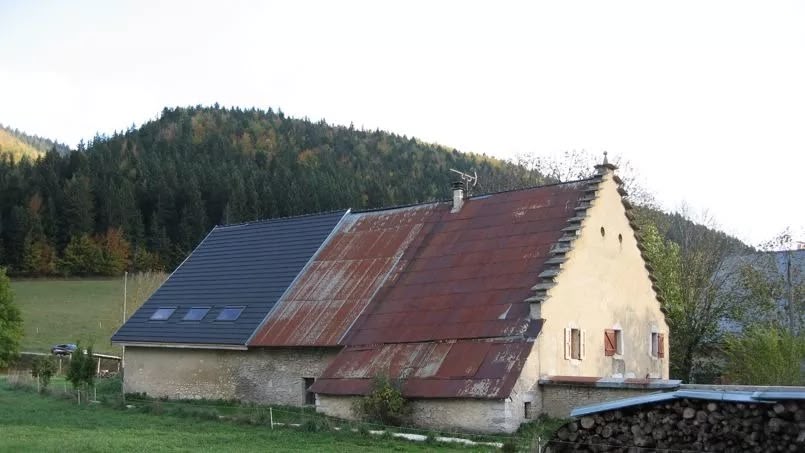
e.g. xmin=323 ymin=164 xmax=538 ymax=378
xmin=5 ymin=373 xmax=729 ymax=452
xmin=4 ymin=372 xmax=531 ymax=449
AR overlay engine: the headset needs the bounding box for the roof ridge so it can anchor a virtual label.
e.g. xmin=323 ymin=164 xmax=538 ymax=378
xmin=216 ymin=209 xmax=348 ymax=229
xmin=352 ymin=177 xmax=599 ymax=214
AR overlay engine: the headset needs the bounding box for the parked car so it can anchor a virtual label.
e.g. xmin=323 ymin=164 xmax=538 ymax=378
xmin=51 ymin=343 xmax=78 ymax=356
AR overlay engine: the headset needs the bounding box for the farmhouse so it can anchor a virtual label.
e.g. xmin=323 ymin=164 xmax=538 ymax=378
xmin=112 ymin=159 xmax=670 ymax=432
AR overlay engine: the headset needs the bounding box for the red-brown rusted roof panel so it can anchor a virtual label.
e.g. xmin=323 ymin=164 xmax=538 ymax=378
xmin=342 ymin=182 xmax=587 ymax=347
xmin=249 ymin=203 xmax=443 ymax=346
xmin=309 ymin=339 xmax=534 ymax=399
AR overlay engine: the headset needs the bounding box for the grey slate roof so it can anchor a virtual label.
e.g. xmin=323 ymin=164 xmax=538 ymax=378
xmin=111 ymin=210 xmax=347 ymax=346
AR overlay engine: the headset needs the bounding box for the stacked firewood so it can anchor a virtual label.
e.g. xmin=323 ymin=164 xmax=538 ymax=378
xmin=547 ymin=398 xmax=804 ymax=452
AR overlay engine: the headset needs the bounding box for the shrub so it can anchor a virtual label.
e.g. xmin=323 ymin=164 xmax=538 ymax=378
xmin=724 ymin=324 xmax=805 ymax=385
xmin=351 ymin=375 xmax=411 ymax=426
xmin=31 ymin=355 xmax=57 ymax=391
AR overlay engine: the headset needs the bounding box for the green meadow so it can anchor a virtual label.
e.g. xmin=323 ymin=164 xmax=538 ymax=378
xmin=0 ymin=378 xmax=497 ymax=452
xmin=11 ymin=276 xmax=162 ymax=355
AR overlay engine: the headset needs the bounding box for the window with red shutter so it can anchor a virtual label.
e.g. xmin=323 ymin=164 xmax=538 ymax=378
xmin=604 ymin=329 xmax=616 ymax=356
xmin=657 ymin=333 xmax=665 ymax=358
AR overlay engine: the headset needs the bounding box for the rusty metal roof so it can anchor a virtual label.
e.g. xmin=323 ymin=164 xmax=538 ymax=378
xmin=308 ymin=181 xmax=590 ymax=399
xmin=309 ymin=338 xmax=536 ymax=399
xmin=249 ymin=203 xmax=444 ymax=347
xmin=342 ymin=182 xmax=588 ymax=346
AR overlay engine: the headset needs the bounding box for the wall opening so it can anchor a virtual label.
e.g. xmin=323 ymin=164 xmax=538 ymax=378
xmin=571 ymin=328 xmax=581 ymax=360
xmin=524 ymin=401 xmax=532 ymax=419
xmin=304 ymin=378 xmax=316 ymax=405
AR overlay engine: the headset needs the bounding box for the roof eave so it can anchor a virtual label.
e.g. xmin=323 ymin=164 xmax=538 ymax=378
xmin=112 ymin=341 xmax=248 ymax=351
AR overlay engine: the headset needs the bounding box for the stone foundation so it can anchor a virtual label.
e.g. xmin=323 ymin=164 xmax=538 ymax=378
xmin=317 ymin=394 xmax=522 ymax=433
xmin=539 ymin=377 xmax=680 ymax=418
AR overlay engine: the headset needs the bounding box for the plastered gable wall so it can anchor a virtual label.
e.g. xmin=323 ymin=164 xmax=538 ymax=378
xmin=124 ymin=347 xmax=338 ymax=405
xmin=537 ymin=173 xmax=669 ymax=379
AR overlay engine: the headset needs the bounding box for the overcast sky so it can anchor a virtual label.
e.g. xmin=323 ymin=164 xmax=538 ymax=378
xmin=1 ymin=0 xmax=802 ymax=246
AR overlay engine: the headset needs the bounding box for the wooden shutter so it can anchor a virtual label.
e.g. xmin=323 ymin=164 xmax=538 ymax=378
xmin=580 ymin=329 xmax=586 ymax=360
xmin=604 ymin=329 xmax=617 ymax=356
xmin=657 ymin=333 xmax=665 ymax=358
xmin=564 ymin=328 xmax=571 ymax=359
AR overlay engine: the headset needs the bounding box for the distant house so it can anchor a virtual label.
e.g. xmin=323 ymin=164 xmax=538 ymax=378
xmin=719 ymin=249 xmax=804 ymax=335
xmin=112 ymin=161 xmax=669 ymax=433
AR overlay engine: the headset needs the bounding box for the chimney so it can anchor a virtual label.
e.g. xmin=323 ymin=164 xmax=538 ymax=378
xmin=451 ymin=180 xmax=465 ymax=213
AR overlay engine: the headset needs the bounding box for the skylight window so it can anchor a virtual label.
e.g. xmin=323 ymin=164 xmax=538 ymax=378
xmin=216 ymin=306 xmax=245 ymax=321
xmin=150 ymin=307 xmax=176 ymax=320
xmin=183 ymin=307 xmax=210 ymax=321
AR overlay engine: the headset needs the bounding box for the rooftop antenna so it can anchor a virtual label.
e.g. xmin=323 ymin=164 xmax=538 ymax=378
xmin=449 ymin=168 xmax=478 ymax=189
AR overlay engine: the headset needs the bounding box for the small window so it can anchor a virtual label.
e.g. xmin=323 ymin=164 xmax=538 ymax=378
xmin=216 ymin=306 xmax=245 ymax=321
xmin=150 ymin=307 xmax=176 ymax=320
xmin=524 ymin=401 xmax=532 ymax=419
xmin=618 ymin=233 xmax=623 ymax=244
xmin=565 ymin=327 xmax=585 ymax=360
xmin=183 ymin=307 xmax=210 ymax=321
xmin=600 ymin=226 xmax=606 ymax=237
xmin=651 ymin=332 xmax=665 ymax=358
xmin=605 ymin=329 xmax=623 ymax=356
xmin=304 ymin=378 xmax=316 ymax=405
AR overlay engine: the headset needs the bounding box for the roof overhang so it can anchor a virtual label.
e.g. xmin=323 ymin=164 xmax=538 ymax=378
xmin=112 ymin=341 xmax=248 ymax=351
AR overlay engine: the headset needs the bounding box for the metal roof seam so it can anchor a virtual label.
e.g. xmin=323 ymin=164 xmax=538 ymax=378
xmin=337 ymin=224 xmax=421 ymax=344
xmin=246 ymin=209 xmax=352 ymax=346
xmin=337 ymin=211 xmax=448 ymax=345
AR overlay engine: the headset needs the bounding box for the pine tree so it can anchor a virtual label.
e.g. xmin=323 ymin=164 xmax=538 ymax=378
xmin=61 ymin=175 xmax=95 ymax=243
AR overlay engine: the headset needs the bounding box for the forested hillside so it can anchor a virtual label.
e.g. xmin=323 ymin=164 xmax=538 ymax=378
xmin=0 ymin=124 xmax=69 ymax=161
xmin=0 ymin=106 xmax=545 ymax=275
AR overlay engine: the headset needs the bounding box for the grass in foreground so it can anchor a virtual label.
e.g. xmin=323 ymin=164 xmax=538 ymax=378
xmin=12 ymin=277 xmax=159 ymax=354
xmin=0 ymin=378 xmax=494 ymax=452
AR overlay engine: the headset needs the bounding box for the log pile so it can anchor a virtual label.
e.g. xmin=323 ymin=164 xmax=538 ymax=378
xmin=548 ymin=398 xmax=805 ymax=452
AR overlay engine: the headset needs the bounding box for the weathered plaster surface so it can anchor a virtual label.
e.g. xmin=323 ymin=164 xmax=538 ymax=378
xmin=123 ymin=347 xmax=338 ymax=405
xmin=537 ymin=172 xmax=670 ymax=380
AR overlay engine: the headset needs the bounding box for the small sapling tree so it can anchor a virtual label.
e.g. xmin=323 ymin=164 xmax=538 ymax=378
xmin=31 ymin=355 xmax=57 ymax=392
xmin=66 ymin=343 xmax=96 ymax=403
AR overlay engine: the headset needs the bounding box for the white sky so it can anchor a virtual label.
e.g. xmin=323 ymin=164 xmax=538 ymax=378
xmin=1 ymin=0 xmax=803 ymax=246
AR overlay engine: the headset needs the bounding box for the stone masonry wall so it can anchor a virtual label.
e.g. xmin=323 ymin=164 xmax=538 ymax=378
xmin=540 ymin=384 xmax=666 ymax=418
xmin=123 ymin=347 xmax=338 ymax=406
xmin=317 ymin=394 xmax=519 ymax=433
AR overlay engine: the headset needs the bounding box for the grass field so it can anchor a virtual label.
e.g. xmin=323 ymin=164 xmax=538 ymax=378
xmin=0 ymin=378 xmax=497 ymax=452
xmin=11 ymin=276 xmax=163 ymax=355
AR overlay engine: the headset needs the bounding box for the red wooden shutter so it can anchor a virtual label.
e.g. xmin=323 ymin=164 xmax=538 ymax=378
xmin=604 ymin=329 xmax=616 ymax=356
xmin=657 ymin=333 xmax=665 ymax=358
